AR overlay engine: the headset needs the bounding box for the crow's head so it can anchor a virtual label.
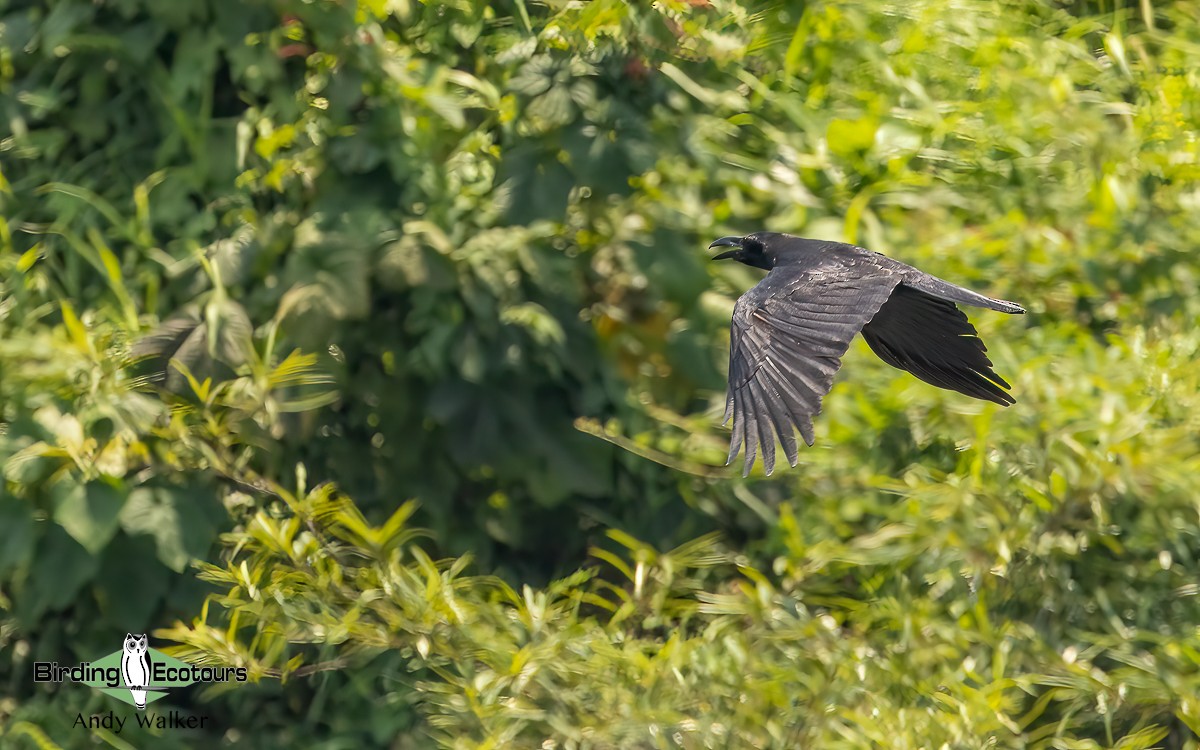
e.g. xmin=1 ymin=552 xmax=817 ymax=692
xmin=709 ymin=233 xmax=776 ymax=270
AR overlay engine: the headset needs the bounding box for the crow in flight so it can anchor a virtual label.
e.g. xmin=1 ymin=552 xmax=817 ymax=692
xmin=710 ymin=232 xmax=1024 ymax=476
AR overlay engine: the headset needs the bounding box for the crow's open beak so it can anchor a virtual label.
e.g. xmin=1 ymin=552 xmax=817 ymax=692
xmin=709 ymin=236 xmax=742 ymax=261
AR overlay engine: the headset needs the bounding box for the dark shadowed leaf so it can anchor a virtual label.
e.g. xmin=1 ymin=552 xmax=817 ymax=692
xmin=17 ymin=525 xmax=96 ymax=623
xmin=0 ymin=495 xmax=38 ymax=574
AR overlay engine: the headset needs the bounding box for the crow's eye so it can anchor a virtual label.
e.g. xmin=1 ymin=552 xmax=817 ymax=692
xmin=742 ymin=238 xmax=765 ymax=256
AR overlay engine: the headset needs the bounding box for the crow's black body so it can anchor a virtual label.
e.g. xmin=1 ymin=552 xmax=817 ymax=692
xmin=710 ymin=232 xmax=1024 ymax=476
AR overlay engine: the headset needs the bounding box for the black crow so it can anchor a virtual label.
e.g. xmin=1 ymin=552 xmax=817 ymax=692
xmin=710 ymin=232 xmax=1025 ymax=476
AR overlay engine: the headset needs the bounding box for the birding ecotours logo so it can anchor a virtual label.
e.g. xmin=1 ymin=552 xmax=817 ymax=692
xmin=34 ymin=633 xmax=248 ymax=710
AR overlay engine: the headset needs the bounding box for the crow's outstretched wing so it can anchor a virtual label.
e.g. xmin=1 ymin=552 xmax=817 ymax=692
xmin=724 ymin=266 xmax=900 ymax=476
xmin=860 ymin=284 xmax=1015 ymax=406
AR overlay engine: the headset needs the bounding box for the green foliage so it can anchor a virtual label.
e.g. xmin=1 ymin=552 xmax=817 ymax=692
xmin=164 ymin=468 xmax=1200 ymax=748
xmin=3 ymin=0 xmax=1200 ymax=747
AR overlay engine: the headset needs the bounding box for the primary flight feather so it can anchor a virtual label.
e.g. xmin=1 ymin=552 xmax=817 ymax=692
xmin=711 ymin=232 xmax=1025 ymax=477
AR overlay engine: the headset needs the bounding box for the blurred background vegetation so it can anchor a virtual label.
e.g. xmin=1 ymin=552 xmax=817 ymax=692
xmin=2 ymin=0 xmax=1200 ymax=747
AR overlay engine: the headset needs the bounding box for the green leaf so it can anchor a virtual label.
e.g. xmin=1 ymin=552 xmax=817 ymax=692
xmin=95 ymin=534 xmax=171 ymax=628
xmin=3 ymin=442 xmax=68 ymax=486
xmin=17 ymin=524 xmax=96 ymax=623
xmin=119 ymin=485 xmax=222 ymax=573
xmin=0 ymin=494 xmax=38 ymax=574
xmin=60 ymin=300 xmax=93 ymax=355
xmin=52 ymin=478 xmax=127 ymax=555
xmin=377 ymin=238 xmax=457 ymax=292
xmin=659 ymin=62 xmax=718 ymax=107
xmin=527 ymin=87 xmax=574 ymax=129
xmin=207 ymin=296 xmax=254 ymax=367
xmin=826 ymin=116 xmax=879 ymax=158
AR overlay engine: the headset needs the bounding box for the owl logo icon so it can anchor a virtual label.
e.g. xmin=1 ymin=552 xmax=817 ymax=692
xmin=119 ymin=633 xmax=151 ymax=710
